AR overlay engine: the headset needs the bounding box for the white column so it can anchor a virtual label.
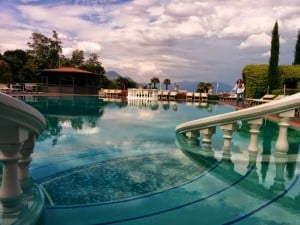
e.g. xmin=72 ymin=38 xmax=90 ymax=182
xmin=185 ymin=130 xmax=199 ymax=146
xmin=18 ymin=134 xmax=36 ymax=191
xmin=200 ymin=127 xmax=216 ymax=148
xmin=247 ymin=118 xmax=263 ymax=154
xmin=220 ymin=123 xmax=235 ymax=153
xmin=0 ymin=126 xmax=28 ymax=213
xmin=275 ymin=110 xmax=295 ymax=154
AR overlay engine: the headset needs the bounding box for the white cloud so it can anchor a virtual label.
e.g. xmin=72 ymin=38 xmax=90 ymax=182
xmin=238 ymin=33 xmax=271 ymax=49
xmin=1 ymin=0 xmax=299 ymax=84
xmin=262 ymin=51 xmax=270 ymax=57
xmin=76 ymin=41 xmax=102 ymax=53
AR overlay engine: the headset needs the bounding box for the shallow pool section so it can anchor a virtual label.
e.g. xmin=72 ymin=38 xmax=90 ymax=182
xmin=21 ymin=96 xmax=300 ymax=225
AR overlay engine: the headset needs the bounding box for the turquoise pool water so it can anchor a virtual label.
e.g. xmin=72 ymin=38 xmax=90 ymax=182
xmin=21 ymin=96 xmax=300 ymax=225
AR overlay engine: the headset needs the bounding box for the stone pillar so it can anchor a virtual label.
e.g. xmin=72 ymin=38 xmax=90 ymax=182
xmin=0 ymin=126 xmax=28 ymax=213
xmin=220 ymin=123 xmax=235 ymax=154
xmin=247 ymin=118 xmax=263 ymax=154
xmin=200 ymin=127 xmax=216 ymax=148
xmin=185 ymin=130 xmax=199 ymax=146
xmin=18 ymin=134 xmax=36 ymax=191
xmin=275 ymin=110 xmax=295 ymax=154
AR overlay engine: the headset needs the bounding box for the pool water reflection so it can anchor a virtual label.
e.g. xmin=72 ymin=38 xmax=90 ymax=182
xmin=21 ymin=96 xmax=300 ymax=225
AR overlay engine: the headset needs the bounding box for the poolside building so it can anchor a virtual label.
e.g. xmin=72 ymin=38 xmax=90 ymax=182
xmin=39 ymin=67 xmax=100 ymax=95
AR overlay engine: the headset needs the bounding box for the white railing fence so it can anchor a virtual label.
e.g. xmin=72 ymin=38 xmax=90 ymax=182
xmin=0 ymin=92 xmax=46 ymax=224
xmin=176 ymin=92 xmax=300 ymax=157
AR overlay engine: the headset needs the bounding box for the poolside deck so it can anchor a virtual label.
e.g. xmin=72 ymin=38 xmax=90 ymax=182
xmin=217 ymin=99 xmax=300 ymax=128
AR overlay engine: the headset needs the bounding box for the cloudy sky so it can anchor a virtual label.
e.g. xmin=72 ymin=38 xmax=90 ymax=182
xmin=0 ymin=0 xmax=299 ymax=84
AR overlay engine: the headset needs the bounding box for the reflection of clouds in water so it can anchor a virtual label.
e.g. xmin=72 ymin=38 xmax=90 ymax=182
xmin=103 ymin=108 xmax=160 ymax=121
xmin=101 ymin=138 xmax=171 ymax=154
xmin=60 ymin=121 xmax=72 ymax=128
xmin=60 ymin=121 xmax=100 ymax=135
xmin=76 ymin=127 xmax=100 ymax=135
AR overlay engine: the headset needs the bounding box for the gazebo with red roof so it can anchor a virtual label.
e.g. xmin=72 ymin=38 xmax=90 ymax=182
xmin=39 ymin=67 xmax=100 ymax=94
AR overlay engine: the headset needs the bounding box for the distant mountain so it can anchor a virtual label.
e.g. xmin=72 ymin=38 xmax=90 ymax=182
xmin=105 ymin=71 xmax=233 ymax=93
xmin=105 ymin=71 xmax=121 ymax=80
xmin=174 ymin=81 xmax=233 ymax=93
xmin=212 ymin=82 xmax=233 ymax=94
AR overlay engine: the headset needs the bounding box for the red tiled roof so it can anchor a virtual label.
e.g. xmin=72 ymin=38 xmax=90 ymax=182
xmin=40 ymin=67 xmax=98 ymax=75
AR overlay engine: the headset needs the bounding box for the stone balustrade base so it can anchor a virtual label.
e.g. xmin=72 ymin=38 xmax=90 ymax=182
xmin=0 ymin=184 xmax=45 ymax=225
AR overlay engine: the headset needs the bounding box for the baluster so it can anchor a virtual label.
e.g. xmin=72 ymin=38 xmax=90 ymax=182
xmin=275 ymin=110 xmax=295 ymax=154
xmin=18 ymin=134 xmax=36 ymax=191
xmin=200 ymin=127 xmax=216 ymax=148
xmin=199 ymin=127 xmax=216 ymax=156
xmin=0 ymin=126 xmax=28 ymax=213
xmin=185 ymin=130 xmax=199 ymax=146
xmin=220 ymin=123 xmax=235 ymax=153
xmin=247 ymin=118 xmax=263 ymax=154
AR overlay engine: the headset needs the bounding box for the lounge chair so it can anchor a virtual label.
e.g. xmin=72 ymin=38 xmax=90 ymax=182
xmin=186 ymin=92 xmax=194 ymax=101
xmin=193 ymin=92 xmax=201 ymax=101
xmin=246 ymin=94 xmax=276 ymax=106
xmin=169 ymin=91 xmax=177 ymax=100
xmin=201 ymin=93 xmax=208 ymax=102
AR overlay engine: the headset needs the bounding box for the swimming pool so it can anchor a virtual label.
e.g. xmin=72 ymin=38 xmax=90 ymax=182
xmin=22 ymin=96 xmax=300 ymax=225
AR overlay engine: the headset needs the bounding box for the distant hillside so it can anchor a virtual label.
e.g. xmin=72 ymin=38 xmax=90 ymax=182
xmin=105 ymin=71 xmax=233 ymax=93
xmin=174 ymin=81 xmax=233 ymax=93
xmin=105 ymin=71 xmax=121 ymax=80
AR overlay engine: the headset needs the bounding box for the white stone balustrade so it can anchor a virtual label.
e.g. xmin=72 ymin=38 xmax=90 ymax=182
xmin=127 ymin=88 xmax=158 ymax=100
xmin=176 ymin=93 xmax=300 ymax=157
xmin=0 ymin=93 xmax=45 ymax=219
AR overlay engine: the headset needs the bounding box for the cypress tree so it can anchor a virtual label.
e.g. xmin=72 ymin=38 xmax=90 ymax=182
xmin=293 ymin=30 xmax=300 ymax=65
xmin=267 ymin=21 xmax=280 ymax=93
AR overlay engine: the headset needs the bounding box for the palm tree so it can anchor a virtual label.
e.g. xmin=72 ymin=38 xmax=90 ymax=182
xmin=163 ymin=78 xmax=171 ymax=90
xmin=151 ymin=77 xmax=160 ymax=89
xmin=197 ymin=82 xmax=213 ymax=93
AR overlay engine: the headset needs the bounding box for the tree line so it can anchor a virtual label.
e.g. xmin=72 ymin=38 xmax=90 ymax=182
xmin=0 ymin=30 xmax=137 ymax=89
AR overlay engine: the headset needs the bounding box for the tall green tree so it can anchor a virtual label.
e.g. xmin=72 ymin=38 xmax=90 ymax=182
xmin=71 ymin=49 xmax=85 ymax=67
xmin=293 ymin=29 xmax=300 ymax=65
xmin=27 ymin=30 xmax=62 ymax=70
xmin=81 ymin=53 xmax=105 ymax=75
xmin=0 ymin=60 xmax=12 ymax=83
xmin=27 ymin=32 xmax=52 ymax=70
xmin=3 ymin=49 xmax=28 ymax=82
xmin=163 ymin=78 xmax=171 ymax=90
xmin=49 ymin=30 xmax=62 ymax=68
xmin=267 ymin=21 xmax=280 ymax=93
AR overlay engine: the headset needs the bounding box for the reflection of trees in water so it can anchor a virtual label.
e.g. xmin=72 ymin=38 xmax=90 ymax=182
xmin=25 ymin=96 xmax=106 ymax=145
xmin=71 ymin=118 xmax=83 ymax=130
xmin=38 ymin=117 xmax=62 ymax=146
xmin=162 ymin=103 xmax=170 ymax=110
xmin=260 ymin=120 xmax=276 ymax=182
xmin=151 ymin=103 xmax=159 ymax=110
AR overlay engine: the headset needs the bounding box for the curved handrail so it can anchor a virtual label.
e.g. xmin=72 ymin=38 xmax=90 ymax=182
xmin=0 ymin=92 xmax=46 ymax=135
xmin=176 ymin=92 xmax=300 ymax=134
